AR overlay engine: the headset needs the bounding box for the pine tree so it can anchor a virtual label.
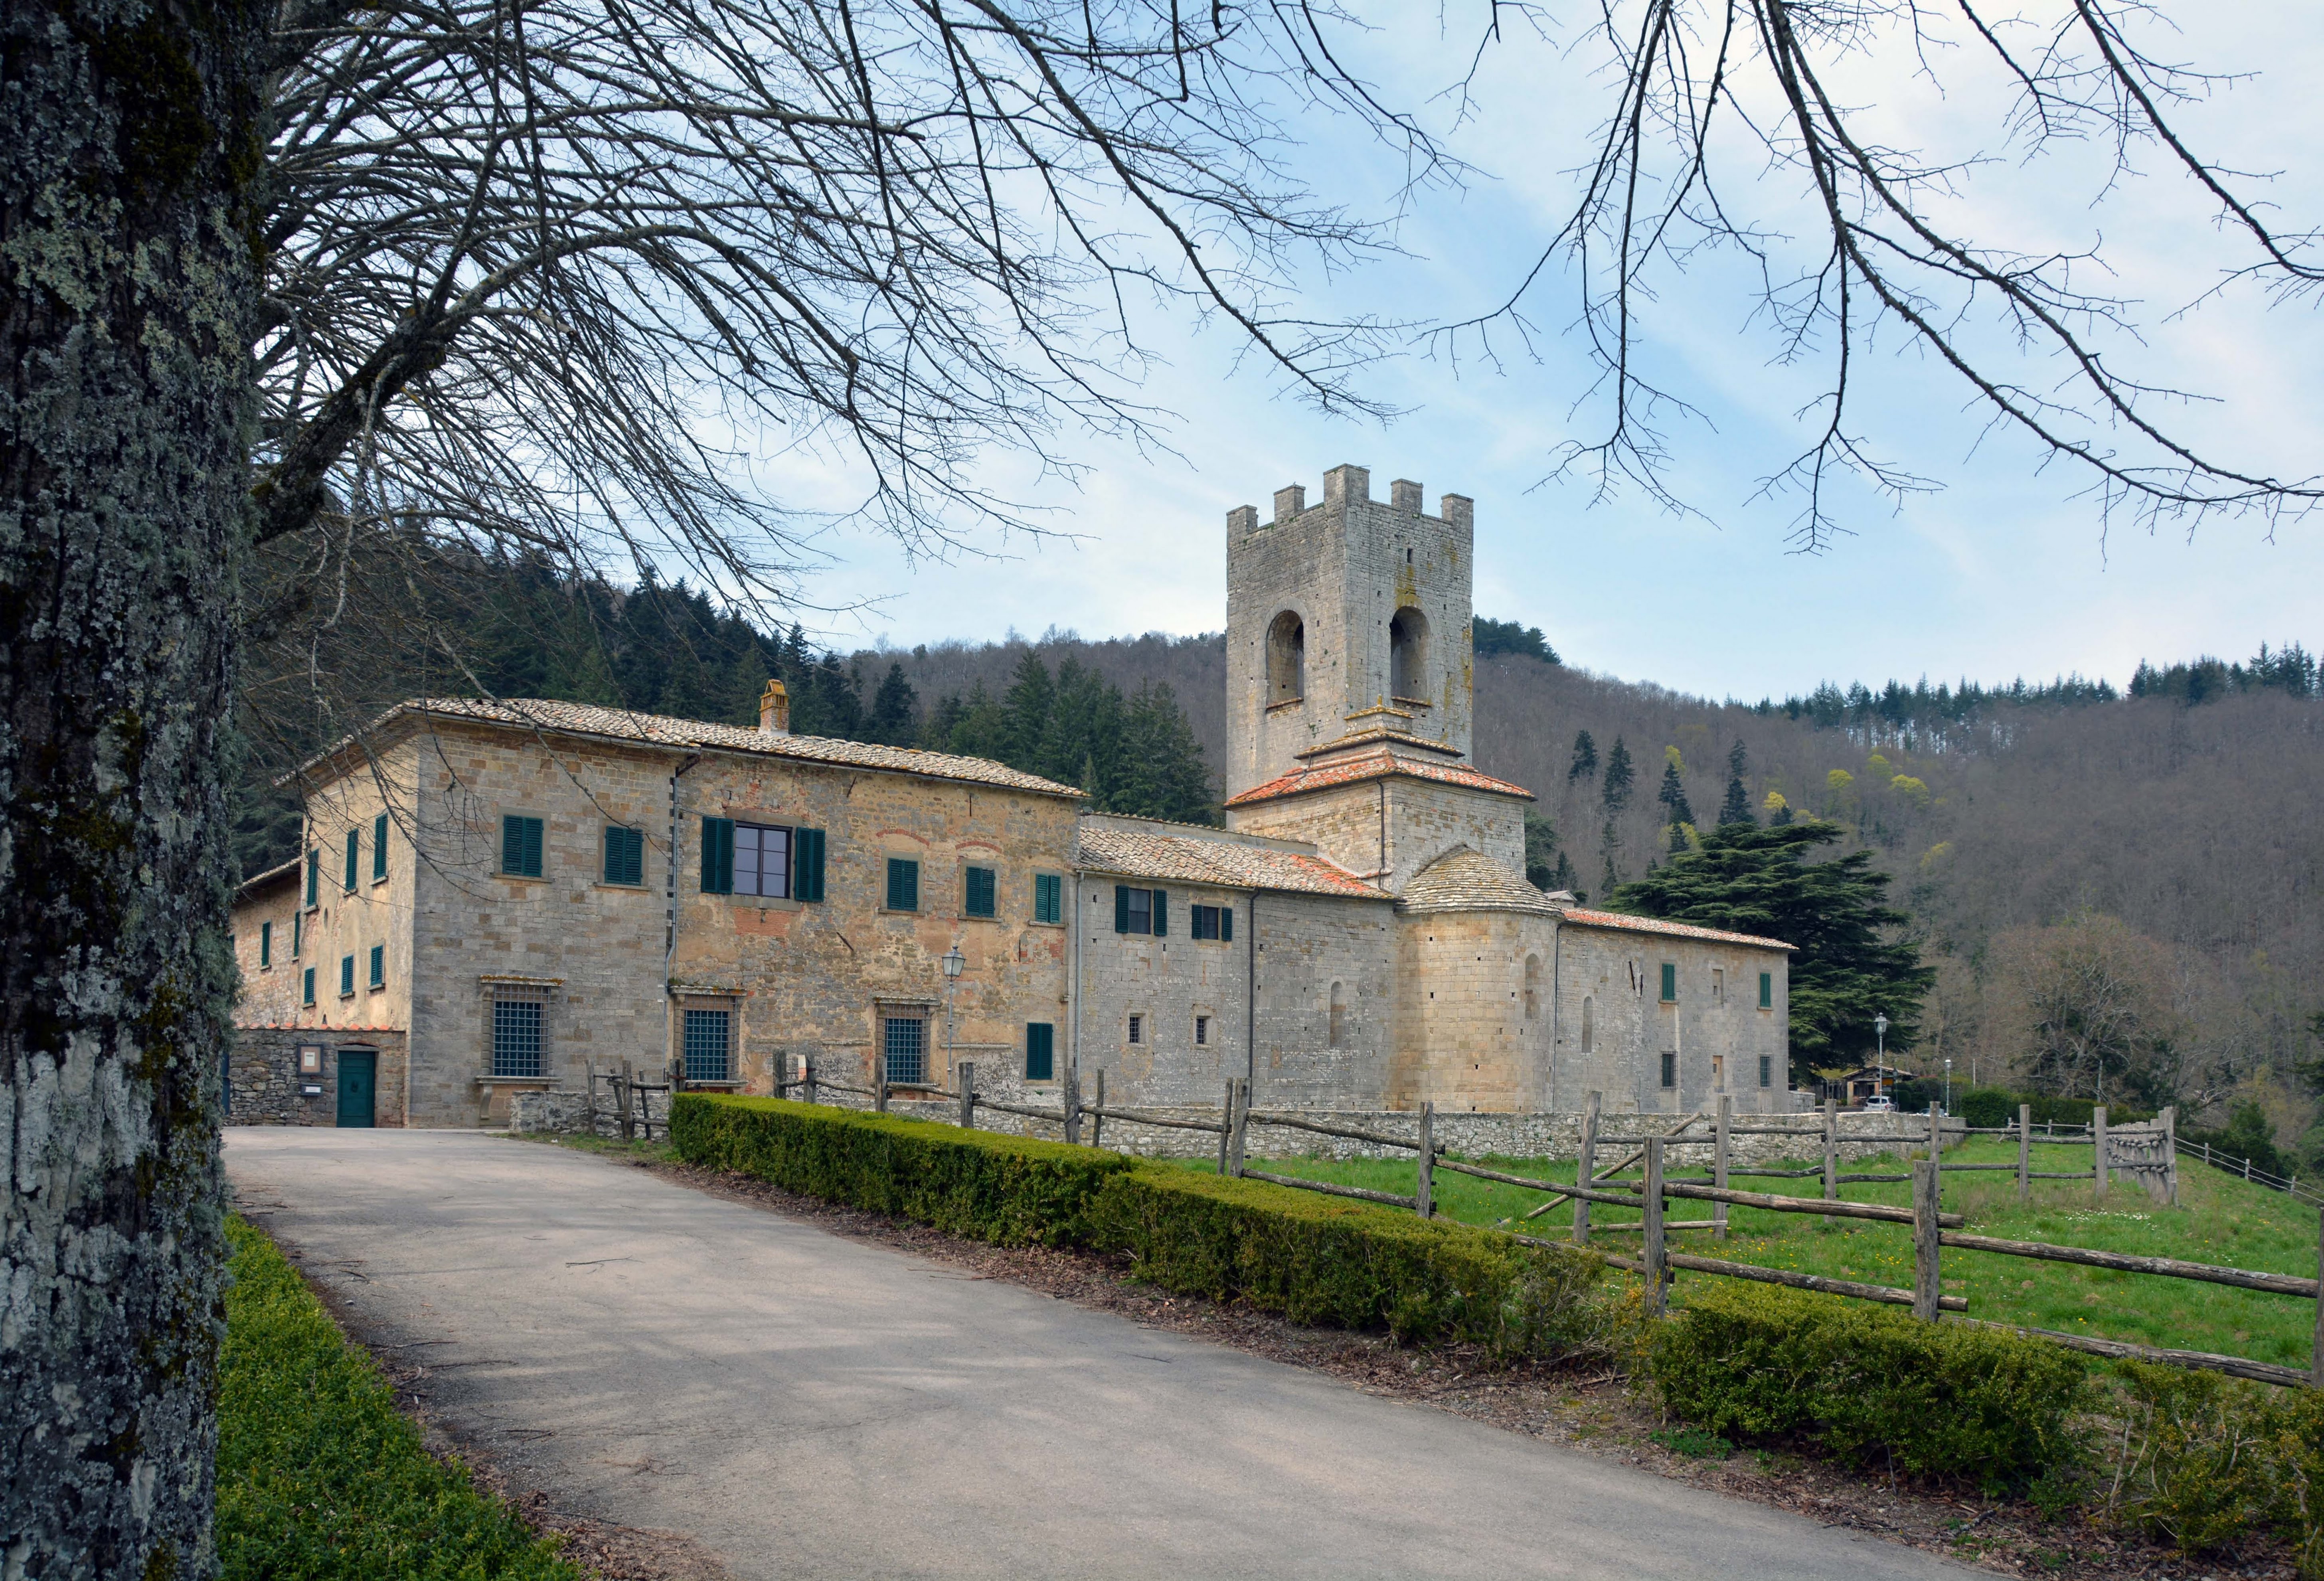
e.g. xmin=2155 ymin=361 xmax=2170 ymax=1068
xmin=943 ymin=682 xmax=1010 ymax=759
xmin=919 ymin=692 xmax=967 ymax=750
xmin=1000 ymin=649 xmax=1055 ymax=771
xmin=1601 ymin=737 xmax=1635 ymax=811
xmin=1567 ymin=729 xmax=1599 ymax=783
xmin=1719 ymin=735 xmax=1755 ymax=826
xmin=1116 ymin=682 xmax=1216 ymax=823
xmin=865 ymin=662 xmax=919 ymax=745
xmin=1523 ymin=811 xmax=1563 ymax=890
xmin=1656 ymin=761 xmax=1695 ymax=826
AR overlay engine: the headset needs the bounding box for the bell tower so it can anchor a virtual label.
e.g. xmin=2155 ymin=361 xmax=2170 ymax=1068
xmin=1223 ymin=463 xmax=1475 ymax=800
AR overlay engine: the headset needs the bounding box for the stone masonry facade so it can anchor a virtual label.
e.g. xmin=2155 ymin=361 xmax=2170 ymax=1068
xmin=229 ymin=462 xmax=1800 ymax=1132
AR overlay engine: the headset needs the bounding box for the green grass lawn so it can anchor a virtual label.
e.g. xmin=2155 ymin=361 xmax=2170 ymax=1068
xmin=1184 ymin=1136 xmax=2322 ymax=1370
xmin=219 ymin=1214 xmax=580 ymax=1580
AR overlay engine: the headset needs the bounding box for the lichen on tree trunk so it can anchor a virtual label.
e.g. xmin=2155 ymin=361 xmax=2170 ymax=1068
xmin=0 ymin=0 xmax=264 ymax=1572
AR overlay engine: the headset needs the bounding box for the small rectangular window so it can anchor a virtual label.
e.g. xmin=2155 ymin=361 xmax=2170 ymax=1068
xmin=305 ymin=848 xmax=320 ymax=908
xmin=1116 ymin=885 xmax=1152 ymax=935
xmin=339 ymin=954 xmax=355 ymax=996
xmin=1712 ymin=966 xmax=1724 ymax=1002
xmin=492 ymin=1000 xmax=544 ymax=1077
xmin=344 ymin=829 xmax=359 ymax=892
xmin=683 ymin=1008 xmax=732 ymax=1083
xmin=372 ymin=814 xmax=388 ymax=881
xmin=1192 ymin=905 xmax=1220 ymax=940
xmin=291 ymin=911 xmax=302 ymax=958
xmin=1033 ymin=872 xmax=1063 ymax=925
xmin=735 ymin=822 xmax=791 ymax=898
xmin=1759 ymin=1054 xmax=1773 ymax=1088
xmin=1660 ymin=1049 xmax=1677 ymax=1088
xmin=302 ymin=966 xmax=316 ymax=1006
xmin=368 ymin=944 xmax=384 ymax=989
xmin=963 ymin=865 xmax=996 ymax=918
xmin=1024 ymin=1022 xmax=1055 ymax=1081
xmin=502 ymin=815 xmax=545 ymax=878
xmin=1660 ymin=962 xmax=1678 ymax=1002
xmin=883 ymin=1016 xmax=926 ymax=1085
xmin=1759 ymin=971 xmax=1773 ymax=1009
xmin=260 ymin=921 xmax=272 ymax=968
xmin=885 ymin=857 xmax=920 ymax=912
xmin=603 ymin=825 xmax=645 ymax=887
xmin=1195 ymin=1015 xmax=1209 ymax=1046
xmin=1127 ymin=1014 xmax=1143 ymax=1045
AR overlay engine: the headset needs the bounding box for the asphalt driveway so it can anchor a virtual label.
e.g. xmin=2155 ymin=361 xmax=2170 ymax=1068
xmin=224 ymin=1128 xmax=1976 ymax=1580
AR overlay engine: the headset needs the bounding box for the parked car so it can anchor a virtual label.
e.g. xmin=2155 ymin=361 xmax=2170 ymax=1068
xmin=1862 ymin=1095 xmax=1895 ymax=1113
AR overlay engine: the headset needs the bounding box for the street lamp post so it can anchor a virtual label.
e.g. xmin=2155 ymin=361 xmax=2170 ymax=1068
xmin=1874 ymin=1012 xmax=1889 ymax=1103
xmin=941 ymin=945 xmax=966 ymax=1088
xmin=1944 ymin=1056 xmax=1953 ymax=1117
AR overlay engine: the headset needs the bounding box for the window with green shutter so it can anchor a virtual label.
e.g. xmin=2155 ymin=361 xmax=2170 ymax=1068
xmin=373 ymin=814 xmax=388 ymax=880
xmin=368 ymin=945 xmax=385 ymax=989
xmin=964 ymin=865 xmax=996 ymax=918
xmin=345 ymin=828 xmax=360 ymax=891
xmin=1151 ymin=889 xmax=1168 ymax=937
xmin=603 ymin=825 xmax=645 ymax=887
xmin=1660 ymin=962 xmax=1678 ymax=1002
xmin=339 ymin=954 xmax=355 ymax=996
xmin=291 ymin=911 xmax=302 ymax=957
xmin=886 ymin=857 xmax=919 ymax=912
xmin=1024 ymin=1022 xmax=1054 ymax=1081
xmin=1115 ymin=885 xmax=1158 ymax=935
xmin=792 ymin=827 xmax=826 ymax=901
xmin=260 ymin=921 xmax=272 ymax=968
xmin=302 ymin=967 xmax=316 ymax=1006
xmin=305 ymin=848 xmax=319 ymax=907
xmin=1758 ymin=970 xmax=1773 ymax=1009
xmin=1033 ymin=872 xmax=1062 ymax=925
xmin=699 ymin=816 xmax=734 ymax=893
xmin=501 ymin=815 xmax=545 ymax=877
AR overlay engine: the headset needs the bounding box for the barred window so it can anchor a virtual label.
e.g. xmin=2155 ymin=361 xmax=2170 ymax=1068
xmin=883 ymin=1016 xmax=925 ymax=1085
xmin=1759 ymin=1054 xmax=1773 ymax=1088
xmin=1660 ymin=1049 xmax=1678 ymax=1089
xmin=683 ymin=1009 xmax=731 ymax=1083
xmin=493 ymin=1000 xmax=544 ymax=1077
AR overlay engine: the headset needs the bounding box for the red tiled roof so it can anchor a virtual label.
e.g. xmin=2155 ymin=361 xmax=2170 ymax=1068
xmin=1397 ymin=847 xmax=1562 ymax=916
xmin=235 ymin=855 xmax=302 ymax=901
xmin=1225 ymin=749 xmax=1534 ymax=808
xmin=1558 ymin=908 xmax=1794 ymax=951
xmin=1077 ymin=825 xmax=1386 ymax=899
xmin=298 ymin=698 xmax=1084 ymax=799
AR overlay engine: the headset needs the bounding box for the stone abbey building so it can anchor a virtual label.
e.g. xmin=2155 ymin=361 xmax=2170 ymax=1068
xmin=230 ymin=464 xmax=1795 ymax=1128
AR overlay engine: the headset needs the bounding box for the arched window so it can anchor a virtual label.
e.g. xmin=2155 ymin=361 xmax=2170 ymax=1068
xmin=1389 ymin=606 xmax=1429 ymax=699
xmin=1328 ymin=981 xmax=1345 ymax=1047
xmin=1267 ymin=611 xmax=1305 ymax=704
xmin=1580 ymin=995 xmax=1595 ymax=1053
xmin=1524 ymin=954 xmax=1541 ymax=1021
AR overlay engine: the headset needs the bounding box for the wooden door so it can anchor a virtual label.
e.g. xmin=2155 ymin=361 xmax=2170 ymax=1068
xmin=335 ymin=1049 xmax=376 ymax=1128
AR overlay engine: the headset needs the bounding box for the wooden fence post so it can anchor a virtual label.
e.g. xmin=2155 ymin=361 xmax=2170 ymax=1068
xmin=1228 ymin=1078 xmax=1248 ymax=1176
xmin=618 ymin=1060 xmax=635 ymax=1143
xmin=958 ymin=1061 xmax=975 ymax=1129
xmin=1912 ymin=1159 xmax=1942 ymax=1322
xmin=1713 ymin=1094 xmax=1732 ymax=1241
xmin=2095 ymin=1104 xmax=2109 ymax=1199
xmin=875 ymin=1053 xmax=889 ymax=1115
xmin=2163 ymin=1105 xmax=2178 ymax=1206
xmin=1091 ymin=1069 xmax=1105 ymax=1151
xmin=1643 ymin=1136 xmax=1668 ymax=1318
xmin=1062 ymin=1065 xmax=1081 ymax=1145
xmin=2018 ymin=1103 xmax=2032 ymax=1203
xmin=1574 ymin=1091 xmax=1600 ymax=1246
xmin=1929 ymin=1100 xmax=1943 ymax=1160
xmin=1822 ymin=1098 xmax=1838 ymax=1227
xmin=1416 ymin=1102 xmax=1434 ymax=1219
xmin=1217 ymin=1079 xmax=1234 ymax=1175
xmin=803 ymin=1053 xmax=818 ymax=1106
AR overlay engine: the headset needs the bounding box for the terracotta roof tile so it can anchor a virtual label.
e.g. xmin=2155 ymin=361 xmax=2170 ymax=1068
xmin=306 ymin=698 xmax=1085 ymax=799
xmin=1076 ymin=826 xmax=1386 ymax=899
xmin=1224 ymin=748 xmax=1534 ymax=808
xmin=1559 ymin=907 xmax=1794 ymax=951
xmin=1397 ymin=847 xmax=1562 ymax=916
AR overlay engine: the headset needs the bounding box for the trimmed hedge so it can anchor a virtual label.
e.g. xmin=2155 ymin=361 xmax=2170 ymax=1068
xmin=1649 ymin=1282 xmax=2089 ymax=1492
xmin=1089 ymin=1165 xmax=1615 ymax=1360
xmin=670 ymin=1093 xmax=1132 ymax=1245
xmin=671 ymin=1094 xmax=1617 ymax=1360
xmin=219 ymin=1216 xmax=579 ymax=1580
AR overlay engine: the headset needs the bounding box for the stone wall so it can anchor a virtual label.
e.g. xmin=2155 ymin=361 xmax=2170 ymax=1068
xmin=510 ymin=1085 xmax=671 ymax=1138
xmin=229 ymin=1026 xmax=408 ymax=1126
xmin=1549 ymin=923 xmax=1792 ymax=1116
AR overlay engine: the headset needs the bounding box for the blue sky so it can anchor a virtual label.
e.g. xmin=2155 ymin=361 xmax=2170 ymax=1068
xmin=753 ymin=2 xmax=2323 ymax=703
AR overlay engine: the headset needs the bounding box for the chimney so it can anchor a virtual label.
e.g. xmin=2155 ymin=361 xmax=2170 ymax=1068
xmin=759 ymin=678 xmax=790 ymax=735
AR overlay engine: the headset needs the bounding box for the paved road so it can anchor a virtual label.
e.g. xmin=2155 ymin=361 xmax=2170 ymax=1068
xmin=225 ymin=1130 xmax=1974 ymax=1581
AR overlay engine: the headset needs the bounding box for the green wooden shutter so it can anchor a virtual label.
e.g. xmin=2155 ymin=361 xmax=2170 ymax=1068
xmin=502 ymin=815 xmax=544 ymax=877
xmin=794 ymin=828 xmax=825 ymax=901
xmin=886 ymin=857 xmax=918 ymax=911
xmin=701 ymin=817 xmax=734 ymax=893
xmin=1025 ymin=1023 xmax=1054 ymax=1081
xmin=345 ymin=828 xmax=359 ymax=890
xmin=291 ymin=911 xmax=301 ymax=957
xmin=302 ymin=967 xmax=315 ymax=1005
xmin=369 ymin=944 xmax=384 ymax=988
xmin=1151 ymin=889 xmax=1167 ymax=937
xmin=260 ymin=921 xmax=272 ymax=967
xmin=1660 ymin=962 xmax=1677 ymax=1002
xmin=340 ymin=954 xmax=354 ymax=995
xmin=1034 ymin=872 xmax=1061 ymax=924
xmin=373 ymin=814 xmax=388 ymax=879
xmin=965 ymin=866 xmax=995 ymax=917
xmin=1114 ymin=885 xmax=1129 ymax=933
xmin=305 ymin=849 xmax=319 ymax=906
xmin=1220 ymin=904 xmax=1233 ymax=943
xmin=1758 ymin=971 xmax=1772 ymax=1008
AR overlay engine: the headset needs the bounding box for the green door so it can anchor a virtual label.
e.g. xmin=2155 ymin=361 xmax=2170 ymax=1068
xmin=335 ymin=1049 xmax=377 ymax=1128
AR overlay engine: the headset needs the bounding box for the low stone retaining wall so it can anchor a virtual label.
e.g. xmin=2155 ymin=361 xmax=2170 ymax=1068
xmin=511 ymin=1086 xmax=670 ymax=1138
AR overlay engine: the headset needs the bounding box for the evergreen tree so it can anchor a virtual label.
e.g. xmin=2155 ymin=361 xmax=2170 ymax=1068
xmin=1116 ymin=682 xmax=1216 ymax=823
xmin=1601 ymin=737 xmax=1635 ymax=811
xmin=1039 ymin=656 xmax=1122 ymax=795
xmin=865 ymin=661 xmax=919 ymax=745
xmin=1567 ymin=729 xmax=1599 ymax=784
xmin=943 ymin=682 xmax=1010 ymax=760
xmin=1718 ymin=741 xmax=1755 ymax=825
xmin=1656 ymin=760 xmax=1695 ymax=826
xmin=919 ymin=692 xmax=968 ymax=750
xmin=1000 ymin=649 xmax=1055 ymax=771
xmin=1609 ymin=822 xmax=1935 ymax=1086
xmin=1523 ymin=812 xmax=1563 ymax=890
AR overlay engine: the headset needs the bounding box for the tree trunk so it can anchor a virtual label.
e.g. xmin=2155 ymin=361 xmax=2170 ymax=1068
xmin=1 ymin=0 xmax=262 ymax=1571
